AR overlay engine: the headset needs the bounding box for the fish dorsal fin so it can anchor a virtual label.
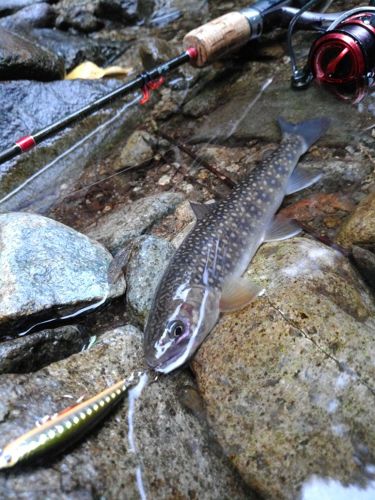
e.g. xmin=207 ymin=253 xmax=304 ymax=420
xmin=189 ymin=201 xmax=214 ymax=220
xmin=264 ymin=216 xmax=301 ymax=242
xmin=220 ymin=276 xmax=264 ymax=313
xmin=286 ymin=166 xmax=322 ymax=195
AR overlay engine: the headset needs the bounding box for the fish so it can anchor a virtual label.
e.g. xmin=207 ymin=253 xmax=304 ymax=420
xmin=144 ymin=117 xmax=330 ymax=373
xmin=0 ymin=372 xmax=142 ymax=469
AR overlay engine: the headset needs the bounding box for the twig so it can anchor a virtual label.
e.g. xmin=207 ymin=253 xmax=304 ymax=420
xmin=157 ymin=130 xmax=236 ymax=189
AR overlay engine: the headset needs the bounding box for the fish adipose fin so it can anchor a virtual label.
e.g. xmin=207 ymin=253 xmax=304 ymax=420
xmin=278 ymin=116 xmax=330 ymax=153
xmin=190 ymin=201 xmax=214 ymax=220
xmin=220 ymin=277 xmax=264 ymax=313
xmin=286 ymin=166 xmax=322 ymax=195
xmin=264 ymin=216 xmax=301 ymax=242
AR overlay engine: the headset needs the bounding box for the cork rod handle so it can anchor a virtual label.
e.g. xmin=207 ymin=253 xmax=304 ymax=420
xmin=183 ymin=12 xmax=252 ymax=67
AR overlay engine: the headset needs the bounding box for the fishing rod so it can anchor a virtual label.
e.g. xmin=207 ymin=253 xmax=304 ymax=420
xmin=0 ymin=0 xmax=374 ymax=165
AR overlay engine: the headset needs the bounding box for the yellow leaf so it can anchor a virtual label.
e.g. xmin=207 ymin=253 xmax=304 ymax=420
xmin=65 ymin=61 xmax=133 ymax=80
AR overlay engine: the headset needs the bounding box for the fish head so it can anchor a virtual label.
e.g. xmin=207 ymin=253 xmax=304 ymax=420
xmin=144 ymin=283 xmax=220 ymax=374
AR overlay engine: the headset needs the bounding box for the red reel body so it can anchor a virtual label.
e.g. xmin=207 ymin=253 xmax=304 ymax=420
xmin=309 ymin=8 xmax=375 ymax=101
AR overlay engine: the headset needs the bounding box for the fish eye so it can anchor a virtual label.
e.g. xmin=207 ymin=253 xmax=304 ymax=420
xmin=168 ymin=320 xmax=185 ymax=339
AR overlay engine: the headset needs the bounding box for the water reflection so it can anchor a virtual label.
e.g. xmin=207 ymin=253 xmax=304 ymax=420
xmin=301 ymin=475 xmax=375 ymax=500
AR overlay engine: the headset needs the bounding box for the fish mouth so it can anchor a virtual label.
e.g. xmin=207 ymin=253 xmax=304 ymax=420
xmin=146 ymin=345 xmax=191 ymax=374
xmin=154 ymin=351 xmax=188 ymax=373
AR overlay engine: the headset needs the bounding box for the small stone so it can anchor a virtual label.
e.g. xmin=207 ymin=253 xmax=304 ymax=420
xmin=85 ymin=192 xmax=184 ymax=253
xmin=115 ymin=130 xmax=156 ymax=171
xmin=0 ymin=3 xmax=56 ymax=30
xmin=158 ymin=174 xmax=171 ymax=186
xmin=125 ymin=235 xmax=175 ymax=326
xmin=336 ymin=191 xmax=375 ymax=247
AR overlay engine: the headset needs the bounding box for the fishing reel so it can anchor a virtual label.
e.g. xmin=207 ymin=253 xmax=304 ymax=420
xmin=287 ymin=2 xmax=375 ymax=102
xmin=308 ymin=7 xmax=375 ymax=101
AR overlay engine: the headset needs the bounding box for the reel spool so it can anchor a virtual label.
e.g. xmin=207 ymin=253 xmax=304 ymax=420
xmin=309 ymin=7 xmax=375 ymax=101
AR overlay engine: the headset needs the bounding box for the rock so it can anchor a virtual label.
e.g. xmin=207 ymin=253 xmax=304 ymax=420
xmin=126 ymin=235 xmax=175 ymax=325
xmin=0 ymin=3 xmax=55 ymax=30
xmin=30 ymin=28 xmax=124 ymax=71
xmin=191 ymin=237 xmax=375 ymax=499
xmin=336 ymin=191 xmax=375 ymax=247
xmin=0 ymin=212 xmax=125 ymax=337
xmin=0 ymin=325 xmax=91 ymax=374
xmin=0 ymin=78 xmax=147 ymax=213
xmin=95 ymin=0 xmax=139 ymax=24
xmin=115 ymin=129 xmax=156 ymax=170
xmin=85 ymin=192 xmax=184 ymax=253
xmin=0 ymin=27 xmax=64 ymax=81
xmin=351 ymin=245 xmax=375 ymax=291
xmin=0 ymin=326 xmax=251 ymax=499
xmin=0 ymin=0 xmax=48 ymax=17
xmin=55 ymin=5 xmax=104 ymax=33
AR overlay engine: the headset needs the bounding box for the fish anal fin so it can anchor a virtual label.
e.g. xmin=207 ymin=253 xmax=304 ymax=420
xmin=189 ymin=201 xmax=214 ymax=220
xmin=286 ymin=166 xmax=322 ymax=195
xmin=264 ymin=216 xmax=301 ymax=242
xmin=220 ymin=277 xmax=264 ymax=313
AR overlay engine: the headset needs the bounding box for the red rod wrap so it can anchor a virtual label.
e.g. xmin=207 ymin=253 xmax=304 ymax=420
xmin=16 ymin=136 xmax=36 ymax=152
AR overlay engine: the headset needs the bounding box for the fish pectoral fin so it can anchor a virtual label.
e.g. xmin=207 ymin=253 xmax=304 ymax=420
xmin=220 ymin=277 xmax=264 ymax=313
xmin=189 ymin=201 xmax=214 ymax=220
xmin=264 ymin=216 xmax=301 ymax=242
xmin=286 ymin=166 xmax=322 ymax=195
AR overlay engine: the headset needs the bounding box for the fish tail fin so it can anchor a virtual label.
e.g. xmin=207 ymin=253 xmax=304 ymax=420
xmin=277 ymin=117 xmax=330 ymax=152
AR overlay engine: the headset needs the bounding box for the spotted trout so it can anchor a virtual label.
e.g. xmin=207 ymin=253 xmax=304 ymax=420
xmin=144 ymin=117 xmax=329 ymax=373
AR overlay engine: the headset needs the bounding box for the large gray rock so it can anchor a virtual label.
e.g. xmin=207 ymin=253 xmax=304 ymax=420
xmin=0 ymin=326 xmax=251 ymax=499
xmin=0 ymin=0 xmax=48 ymax=17
xmin=0 ymin=27 xmax=64 ymax=81
xmin=30 ymin=28 xmax=124 ymax=71
xmin=192 ymin=237 xmax=375 ymax=499
xmin=0 ymin=325 xmax=91 ymax=374
xmin=85 ymin=192 xmax=184 ymax=253
xmin=126 ymin=235 xmax=175 ymax=325
xmin=0 ymin=212 xmax=125 ymax=337
xmin=0 ymin=3 xmax=55 ymax=31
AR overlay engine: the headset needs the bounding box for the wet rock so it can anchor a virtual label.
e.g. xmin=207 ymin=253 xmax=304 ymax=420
xmin=0 ymin=78 xmax=147 ymax=213
xmin=191 ymin=237 xmax=375 ymax=499
xmin=95 ymin=0 xmax=140 ymax=24
xmin=0 ymin=27 xmax=64 ymax=81
xmin=126 ymin=235 xmax=175 ymax=325
xmin=55 ymin=5 xmax=104 ymax=33
xmin=0 ymin=0 xmax=48 ymax=17
xmin=0 ymin=325 xmax=91 ymax=375
xmin=85 ymin=192 xmax=184 ymax=253
xmin=0 ymin=212 xmax=125 ymax=337
xmin=115 ymin=129 xmax=156 ymax=170
xmin=336 ymin=191 xmax=375 ymax=247
xmin=351 ymin=245 xmax=375 ymax=291
xmin=0 ymin=326 xmax=251 ymax=499
xmin=0 ymin=3 xmax=55 ymax=30
xmin=30 ymin=28 xmax=124 ymax=71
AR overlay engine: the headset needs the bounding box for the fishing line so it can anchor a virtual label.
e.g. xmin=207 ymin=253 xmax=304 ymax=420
xmin=287 ymin=0 xmax=323 ymax=88
xmin=0 ymin=95 xmax=140 ymax=209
